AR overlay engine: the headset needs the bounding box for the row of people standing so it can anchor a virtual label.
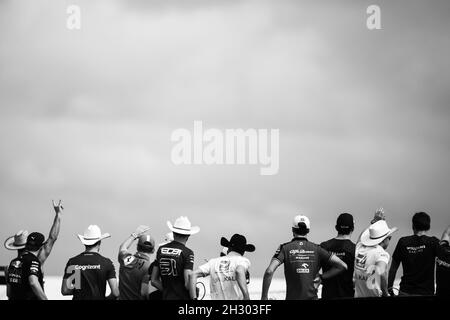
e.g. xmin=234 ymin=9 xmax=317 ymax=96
xmin=3 ymin=202 xmax=450 ymax=300
xmin=261 ymin=209 xmax=450 ymax=299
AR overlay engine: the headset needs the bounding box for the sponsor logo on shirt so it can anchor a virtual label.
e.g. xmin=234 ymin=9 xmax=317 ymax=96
xmin=406 ymin=245 xmax=426 ymax=253
xmin=289 ymin=249 xmax=314 ymax=255
xmin=355 ymin=253 xmax=367 ymax=270
xmin=296 ymin=263 xmax=310 ymax=274
xmin=161 ymin=247 xmax=182 ymax=256
xmin=74 ymin=264 xmax=101 ymax=271
xmin=12 ymin=261 xmax=22 ymax=269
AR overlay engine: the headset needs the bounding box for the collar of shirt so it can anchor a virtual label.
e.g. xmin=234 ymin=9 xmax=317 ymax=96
xmin=292 ymin=236 xmax=308 ymax=241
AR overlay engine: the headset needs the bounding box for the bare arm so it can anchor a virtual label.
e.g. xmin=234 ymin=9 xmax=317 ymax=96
xmin=140 ymin=274 xmax=150 ymax=299
xmin=184 ymin=269 xmax=192 ymax=291
xmin=29 ymin=275 xmax=47 ymax=300
xmin=236 ymin=266 xmax=250 ymax=300
xmin=151 ymin=265 xmax=163 ymax=291
xmin=441 ymin=225 xmax=450 ymax=243
xmin=118 ymin=235 xmax=135 ymax=262
xmin=61 ymin=275 xmax=74 ymax=296
xmin=387 ymin=258 xmax=400 ymax=295
xmin=37 ymin=200 xmax=63 ymax=264
xmin=377 ymin=261 xmax=389 ymax=297
xmin=322 ymin=254 xmax=347 ymax=280
xmin=106 ymin=278 xmax=119 ymax=299
xmin=189 ymin=269 xmax=205 ymax=299
xmin=261 ymin=259 xmax=281 ymax=300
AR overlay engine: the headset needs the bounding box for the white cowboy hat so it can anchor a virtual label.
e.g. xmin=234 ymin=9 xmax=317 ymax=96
xmin=167 ymin=216 xmax=200 ymax=235
xmin=4 ymin=230 xmax=29 ymax=250
xmin=77 ymin=225 xmax=111 ymax=246
xmin=361 ymin=220 xmax=398 ymax=247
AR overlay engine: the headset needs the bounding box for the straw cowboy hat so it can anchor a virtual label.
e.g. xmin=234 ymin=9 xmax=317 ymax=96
xmin=361 ymin=220 xmax=398 ymax=247
xmin=78 ymin=225 xmax=111 ymax=245
xmin=167 ymin=216 xmax=200 ymax=235
xmin=4 ymin=230 xmax=29 ymax=250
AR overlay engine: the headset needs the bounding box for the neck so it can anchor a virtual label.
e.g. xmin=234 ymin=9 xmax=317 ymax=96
xmin=414 ymin=230 xmax=427 ymax=236
xmin=174 ymin=238 xmax=187 ymax=245
xmin=85 ymin=247 xmax=99 ymax=253
xmin=335 ymin=234 xmax=352 ymax=240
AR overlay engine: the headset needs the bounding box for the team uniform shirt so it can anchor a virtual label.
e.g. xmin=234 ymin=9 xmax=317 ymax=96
xmin=156 ymin=241 xmax=194 ymax=300
xmin=7 ymin=252 xmax=44 ymax=300
xmin=436 ymin=240 xmax=450 ymax=297
xmin=354 ymin=242 xmax=390 ymax=298
xmin=118 ymin=251 xmax=151 ymax=300
xmin=63 ymin=252 xmax=116 ymax=300
xmin=320 ymin=238 xmax=355 ymax=299
xmin=273 ymin=237 xmax=332 ymax=300
xmin=392 ymin=235 xmax=439 ymax=295
xmin=198 ymin=252 xmax=251 ymax=300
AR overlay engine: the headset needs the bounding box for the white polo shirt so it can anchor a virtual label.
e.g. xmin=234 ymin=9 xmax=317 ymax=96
xmin=199 ymin=252 xmax=250 ymax=300
xmin=353 ymin=242 xmax=390 ymax=297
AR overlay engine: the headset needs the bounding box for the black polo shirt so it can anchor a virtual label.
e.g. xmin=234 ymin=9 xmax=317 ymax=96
xmin=436 ymin=240 xmax=450 ymax=297
xmin=7 ymin=252 xmax=44 ymax=300
xmin=273 ymin=237 xmax=331 ymax=300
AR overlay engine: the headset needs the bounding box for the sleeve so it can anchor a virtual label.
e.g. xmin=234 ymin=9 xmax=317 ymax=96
xmin=62 ymin=260 xmax=71 ymax=279
xmin=184 ymin=249 xmax=194 ymax=270
xmin=118 ymin=250 xmax=132 ymax=266
xmin=238 ymin=257 xmax=251 ymax=272
xmin=376 ymin=249 xmax=390 ymax=265
xmin=28 ymin=259 xmax=41 ymax=277
xmin=318 ymin=246 xmax=332 ymax=265
xmin=272 ymin=244 xmax=285 ymax=264
xmin=392 ymin=238 xmax=403 ymax=262
xmin=198 ymin=261 xmax=210 ymax=276
xmin=106 ymin=259 xmax=116 ymax=280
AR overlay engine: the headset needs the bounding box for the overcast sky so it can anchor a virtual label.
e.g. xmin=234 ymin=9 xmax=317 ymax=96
xmin=1 ymin=0 xmax=449 ymax=278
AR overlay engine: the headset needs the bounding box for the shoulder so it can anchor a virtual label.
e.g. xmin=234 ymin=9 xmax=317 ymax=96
xmin=320 ymin=239 xmax=332 ymax=248
xmin=183 ymin=246 xmax=194 ymax=255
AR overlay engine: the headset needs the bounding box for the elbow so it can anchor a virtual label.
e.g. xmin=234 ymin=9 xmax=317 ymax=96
xmin=264 ymin=268 xmax=274 ymax=277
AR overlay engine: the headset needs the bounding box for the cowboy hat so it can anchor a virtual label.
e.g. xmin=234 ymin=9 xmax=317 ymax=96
xmin=77 ymin=225 xmax=111 ymax=246
xmin=167 ymin=217 xmax=200 ymax=235
xmin=220 ymin=234 xmax=255 ymax=255
xmin=4 ymin=230 xmax=29 ymax=250
xmin=361 ymin=220 xmax=398 ymax=247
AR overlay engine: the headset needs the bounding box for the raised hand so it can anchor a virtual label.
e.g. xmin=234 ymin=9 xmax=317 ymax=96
xmin=371 ymin=207 xmax=385 ymax=224
xmin=132 ymin=225 xmax=151 ymax=238
xmin=52 ymin=200 xmax=64 ymax=214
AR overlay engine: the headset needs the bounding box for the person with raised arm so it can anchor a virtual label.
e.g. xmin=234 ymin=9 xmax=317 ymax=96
xmin=354 ymin=208 xmax=397 ymax=298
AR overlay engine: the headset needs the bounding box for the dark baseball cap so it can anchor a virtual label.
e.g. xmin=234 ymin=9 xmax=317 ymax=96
xmin=25 ymin=232 xmax=45 ymax=251
xmin=336 ymin=213 xmax=354 ymax=230
xmin=137 ymin=234 xmax=155 ymax=253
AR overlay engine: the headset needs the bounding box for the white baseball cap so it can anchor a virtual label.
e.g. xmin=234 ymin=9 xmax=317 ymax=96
xmin=292 ymin=215 xmax=311 ymax=229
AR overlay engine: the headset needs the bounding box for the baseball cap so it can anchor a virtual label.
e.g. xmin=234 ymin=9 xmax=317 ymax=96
xmin=292 ymin=215 xmax=310 ymax=229
xmin=336 ymin=213 xmax=354 ymax=230
xmin=25 ymin=232 xmax=45 ymax=251
xmin=138 ymin=234 xmax=155 ymax=252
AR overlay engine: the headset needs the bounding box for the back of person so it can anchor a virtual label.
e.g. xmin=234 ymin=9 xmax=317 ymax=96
xmin=274 ymin=238 xmax=331 ymax=300
xmin=354 ymin=243 xmax=389 ymax=297
xmin=199 ymin=254 xmax=250 ymax=300
xmin=148 ymin=260 xmax=163 ymax=300
xmin=7 ymin=252 xmax=43 ymax=300
xmin=320 ymin=239 xmax=355 ymax=299
xmin=393 ymin=235 xmax=439 ymax=295
xmin=119 ymin=252 xmax=151 ymax=300
xmin=63 ymin=251 xmax=115 ymax=300
xmin=157 ymin=241 xmax=194 ymax=300
xmin=436 ymin=240 xmax=450 ymax=297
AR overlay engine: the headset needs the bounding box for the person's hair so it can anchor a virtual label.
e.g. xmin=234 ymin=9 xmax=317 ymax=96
xmin=336 ymin=225 xmax=354 ymax=235
xmin=292 ymin=222 xmax=309 ymax=236
xmin=173 ymin=232 xmax=190 ymax=242
xmin=85 ymin=241 xmax=101 ymax=251
xmin=137 ymin=244 xmax=154 ymax=254
xmin=412 ymin=212 xmax=431 ymax=232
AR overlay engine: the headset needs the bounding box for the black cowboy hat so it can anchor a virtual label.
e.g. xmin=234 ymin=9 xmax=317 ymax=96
xmin=220 ymin=234 xmax=255 ymax=255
